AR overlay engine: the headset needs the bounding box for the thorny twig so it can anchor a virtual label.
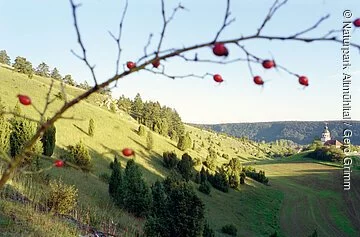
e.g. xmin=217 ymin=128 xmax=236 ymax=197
xmin=213 ymin=0 xmax=236 ymax=42
xmin=156 ymin=0 xmax=186 ymax=55
xmin=144 ymin=68 xmax=211 ymax=80
xmin=60 ymin=80 xmax=68 ymax=103
xmin=289 ymin=14 xmax=330 ymax=38
xmin=256 ymin=0 xmax=288 ymax=36
xmin=108 ymin=0 xmax=129 ymax=76
xmin=40 ymin=79 xmax=55 ymax=122
xmin=69 ymin=0 xmax=98 ymax=85
xmin=144 ymin=33 xmax=154 ymax=57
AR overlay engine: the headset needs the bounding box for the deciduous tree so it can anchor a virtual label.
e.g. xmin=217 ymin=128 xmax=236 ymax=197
xmin=0 ymin=50 xmax=11 ymax=65
xmin=12 ymin=56 xmax=33 ymax=78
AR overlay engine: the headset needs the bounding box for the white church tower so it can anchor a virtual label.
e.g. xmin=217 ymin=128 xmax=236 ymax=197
xmin=321 ymin=123 xmax=331 ymax=143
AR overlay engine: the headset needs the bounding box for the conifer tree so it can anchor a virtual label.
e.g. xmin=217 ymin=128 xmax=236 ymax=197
xmin=50 ymin=67 xmax=62 ymax=80
xmin=108 ymin=156 xmax=124 ymax=206
xmin=88 ymin=118 xmax=95 ymax=137
xmin=177 ymin=132 xmax=192 ymax=151
xmin=41 ymin=119 xmax=56 ymax=157
xmin=146 ymin=131 xmax=154 ymax=151
xmin=123 ymin=159 xmax=151 ymax=217
xmin=9 ymin=105 xmax=42 ymax=164
xmin=138 ymin=125 xmax=146 ymax=136
xmin=177 ymin=153 xmax=194 ymax=181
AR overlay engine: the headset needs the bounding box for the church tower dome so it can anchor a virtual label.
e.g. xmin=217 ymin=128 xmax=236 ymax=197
xmin=321 ymin=123 xmax=331 ymax=143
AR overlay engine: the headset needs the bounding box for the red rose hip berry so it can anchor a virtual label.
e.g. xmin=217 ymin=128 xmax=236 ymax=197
xmin=126 ymin=61 xmax=136 ymax=69
xmin=54 ymin=160 xmax=64 ymax=167
xmin=152 ymin=59 xmax=160 ymax=68
xmin=17 ymin=94 xmax=31 ymax=105
xmin=122 ymin=148 xmax=134 ymax=157
xmin=213 ymin=74 xmax=224 ymax=83
xmin=298 ymin=76 xmax=309 ymax=86
xmin=253 ymin=76 xmax=264 ymax=85
xmin=262 ymin=60 xmax=275 ymax=69
xmin=353 ymin=18 xmax=360 ymax=27
xmin=212 ymin=43 xmax=229 ymax=57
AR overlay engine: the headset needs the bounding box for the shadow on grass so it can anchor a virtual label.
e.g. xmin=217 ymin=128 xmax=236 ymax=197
xmin=127 ymin=137 xmax=147 ymax=151
xmin=166 ymin=140 xmax=178 ymax=150
xmin=73 ymin=124 xmax=89 ymax=136
xmin=90 ymin=144 xmax=166 ymax=184
xmin=295 ymin=169 xmax=338 ymax=173
xmin=131 ymin=128 xmax=138 ymax=134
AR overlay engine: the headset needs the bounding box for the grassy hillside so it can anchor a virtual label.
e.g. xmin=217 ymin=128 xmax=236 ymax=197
xmin=192 ymin=121 xmax=360 ymax=145
xmin=1 ymin=67 xmax=359 ymax=237
xmin=0 ymin=67 xmax=283 ymax=236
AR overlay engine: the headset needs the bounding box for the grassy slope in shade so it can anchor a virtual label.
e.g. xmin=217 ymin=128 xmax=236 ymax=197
xmin=0 ymin=200 xmax=80 ymax=237
xmin=1 ymin=67 xmax=359 ymax=237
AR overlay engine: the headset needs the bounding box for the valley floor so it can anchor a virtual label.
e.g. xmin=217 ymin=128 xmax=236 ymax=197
xmin=255 ymin=161 xmax=360 ymax=237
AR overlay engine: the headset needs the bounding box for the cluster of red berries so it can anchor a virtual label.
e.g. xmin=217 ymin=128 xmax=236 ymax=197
xmin=126 ymin=59 xmax=161 ymax=70
xmin=211 ymin=43 xmax=310 ymax=87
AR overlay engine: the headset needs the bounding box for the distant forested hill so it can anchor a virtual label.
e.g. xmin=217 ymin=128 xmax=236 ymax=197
xmin=189 ymin=121 xmax=360 ymax=145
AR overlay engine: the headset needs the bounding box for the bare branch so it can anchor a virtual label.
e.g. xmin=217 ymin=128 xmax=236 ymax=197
xmin=69 ymin=0 xmax=98 ymax=85
xmin=21 ymin=164 xmax=54 ymax=175
xmin=213 ymin=0 xmax=236 ymax=42
xmin=236 ymin=44 xmax=261 ymax=62
xmin=236 ymin=43 xmax=299 ymax=77
xmin=289 ymin=14 xmax=330 ymax=38
xmin=137 ymin=47 xmax=177 ymax=64
xmin=0 ymin=149 xmax=11 ymax=163
xmin=156 ymin=1 xmax=186 ymax=55
xmin=0 ymin=111 xmax=41 ymax=124
xmin=31 ymin=104 xmax=42 ymax=115
xmin=177 ymin=54 xmax=249 ymax=64
xmin=40 ymin=79 xmax=55 ymax=121
xmin=322 ymin=29 xmax=342 ymax=38
xmin=108 ymin=0 xmax=129 ymax=75
xmin=60 ymin=80 xmax=68 ymax=103
xmin=59 ymin=115 xmax=84 ymax=121
xmin=235 ymin=44 xmax=256 ymax=77
xmin=144 ymin=68 xmax=211 ymax=80
xmin=144 ymin=33 xmax=154 ymax=57
xmin=256 ymin=0 xmax=288 ymax=36
xmin=19 ymin=153 xmax=83 ymax=174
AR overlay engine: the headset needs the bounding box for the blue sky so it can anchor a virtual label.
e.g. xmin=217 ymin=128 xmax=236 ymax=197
xmin=1 ymin=0 xmax=359 ymax=123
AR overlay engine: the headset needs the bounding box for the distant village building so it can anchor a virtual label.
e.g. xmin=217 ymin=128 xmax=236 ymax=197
xmin=320 ymin=124 xmax=342 ymax=149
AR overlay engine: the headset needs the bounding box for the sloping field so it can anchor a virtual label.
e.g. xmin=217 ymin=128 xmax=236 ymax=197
xmin=255 ymin=161 xmax=360 ymax=237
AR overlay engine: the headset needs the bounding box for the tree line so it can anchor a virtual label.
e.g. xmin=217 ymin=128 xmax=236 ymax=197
xmin=162 ymin=150 xmax=269 ymax=195
xmin=123 ymin=93 xmax=185 ymax=140
xmin=0 ymin=49 xmax=110 ymax=95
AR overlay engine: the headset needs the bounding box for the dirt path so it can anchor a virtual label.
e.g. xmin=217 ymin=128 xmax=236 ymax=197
xmin=255 ymin=162 xmax=360 ymax=237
